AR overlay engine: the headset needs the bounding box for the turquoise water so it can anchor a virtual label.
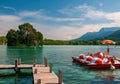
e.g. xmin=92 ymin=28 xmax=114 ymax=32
xmin=0 ymin=45 xmax=120 ymax=84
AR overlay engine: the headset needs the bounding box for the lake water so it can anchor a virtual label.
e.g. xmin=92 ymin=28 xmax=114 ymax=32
xmin=0 ymin=45 xmax=120 ymax=84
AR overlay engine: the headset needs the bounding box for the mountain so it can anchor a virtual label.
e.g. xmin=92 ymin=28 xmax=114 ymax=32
xmin=106 ymin=30 xmax=120 ymax=41
xmin=75 ymin=27 xmax=120 ymax=41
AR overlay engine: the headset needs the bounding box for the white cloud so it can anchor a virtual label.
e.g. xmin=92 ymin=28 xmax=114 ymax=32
xmin=3 ymin=6 xmax=16 ymax=11
xmin=42 ymin=26 xmax=82 ymax=40
xmin=85 ymin=10 xmax=106 ymax=19
xmin=0 ymin=21 xmax=21 ymax=36
xmin=59 ymin=4 xmax=120 ymax=23
xmin=75 ymin=5 xmax=120 ymax=23
xmin=18 ymin=10 xmax=84 ymax=22
xmin=0 ymin=15 xmax=21 ymax=22
xmin=43 ymin=16 xmax=84 ymax=22
xmin=106 ymin=12 xmax=120 ymax=22
xmin=84 ymin=8 xmax=120 ymax=23
xmin=0 ymin=15 xmax=21 ymax=36
xmin=59 ymin=4 xmax=94 ymax=16
xmin=19 ymin=10 xmax=42 ymax=17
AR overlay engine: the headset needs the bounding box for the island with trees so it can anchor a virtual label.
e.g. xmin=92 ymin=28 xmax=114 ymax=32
xmin=6 ymin=23 xmax=43 ymax=46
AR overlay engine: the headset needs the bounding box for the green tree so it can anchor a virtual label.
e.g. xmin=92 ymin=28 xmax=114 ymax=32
xmin=6 ymin=29 xmax=18 ymax=46
xmin=6 ymin=23 xmax=43 ymax=46
xmin=18 ymin=23 xmax=37 ymax=45
xmin=0 ymin=36 xmax=7 ymax=45
xmin=36 ymin=32 xmax=43 ymax=46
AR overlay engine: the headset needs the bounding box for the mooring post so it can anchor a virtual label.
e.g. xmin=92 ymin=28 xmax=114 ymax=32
xmin=18 ymin=57 xmax=21 ymax=65
xmin=44 ymin=57 xmax=48 ymax=67
xmin=34 ymin=68 xmax=37 ymax=74
xmin=58 ymin=70 xmax=62 ymax=84
xmin=49 ymin=63 xmax=53 ymax=73
xmin=33 ymin=57 xmax=36 ymax=67
xmin=37 ymin=79 xmax=41 ymax=84
xmin=15 ymin=59 xmax=20 ymax=73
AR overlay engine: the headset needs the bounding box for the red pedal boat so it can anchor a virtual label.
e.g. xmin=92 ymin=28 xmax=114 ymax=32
xmin=72 ymin=51 xmax=120 ymax=70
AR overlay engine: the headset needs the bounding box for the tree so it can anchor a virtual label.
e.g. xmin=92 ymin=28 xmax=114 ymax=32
xmin=6 ymin=29 xmax=18 ymax=46
xmin=6 ymin=23 xmax=43 ymax=46
xmin=0 ymin=36 xmax=7 ymax=45
xmin=17 ymin=23 xmax=37 ymax=46
xmin=36 ymin=32 xmax=43 ymax=46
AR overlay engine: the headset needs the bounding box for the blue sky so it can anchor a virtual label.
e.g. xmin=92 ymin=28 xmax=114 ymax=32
xmin=1 ymin=0 xmax=120 ymax=40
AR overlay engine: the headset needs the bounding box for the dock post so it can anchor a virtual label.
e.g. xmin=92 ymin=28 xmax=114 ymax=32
xmin=44 ymin=57 xmax=48 ymax=67
xmin=33 ymin=57 xmax=36 ymax=67
xmin=15 ymin=59 xmax=20 ymax=73
xmin=58 ymin=70 xmax=62 ymax=84
xmin=49 ymin=63 xmax=53 ymax=73
xmin=18 ymin=57 xmax=21 ymax=65
xmin=34 ymin=68 xmax=37 ymax=74
xmin=37 ymin=79 xmax=41 ymax=84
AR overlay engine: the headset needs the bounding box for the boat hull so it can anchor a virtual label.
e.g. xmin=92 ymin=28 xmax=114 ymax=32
xmin=87 ymin=64 xmax=120 ymax=69
xmin=72 ymin=57 xmax=89 ymax=66
xmin=72 ymin=57 xmax=120 ymax=69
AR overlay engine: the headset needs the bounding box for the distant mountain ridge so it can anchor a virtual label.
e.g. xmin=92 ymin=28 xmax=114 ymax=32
xmin=75 ymin=27 xmax=120 ymax=41
xmin=106 ymin=30 xmax=120 ymax=41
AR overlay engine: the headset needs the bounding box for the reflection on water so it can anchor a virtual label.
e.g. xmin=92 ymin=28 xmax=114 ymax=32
xmin=6 ymin=46 xmax=43 ymax=64
xmin=91 ymin=70 xmax=120 ymax=84
xmin=0 ymin=73 xmax=32 ymax=84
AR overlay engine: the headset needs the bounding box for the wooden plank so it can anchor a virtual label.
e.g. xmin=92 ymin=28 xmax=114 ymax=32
xmin=0 ymin=65 xmax=15 ymax=69
xmin=18 ymin=64 xmax=33 ymax=69
xmin=33 ymin=73 xmax=58 ymax=84
xmin=0 ymin=64 xmax=45 ymax=69
xmin=33 ymin=66 xmax=63 ymax=84
xmin=33 ymin=67 xmax=50 ymax=73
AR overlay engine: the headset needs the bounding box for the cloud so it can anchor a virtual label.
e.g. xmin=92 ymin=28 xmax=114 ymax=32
xmin=0 ymin=14 xmax=21 ymax=36
xmin=41 ymin=26 xmax=83 ymax=40
xmin=18 ymin=10 xmax=84 ymax=22
xmin=59 ymin=4 xmax=94 ymax=16
xmin=106 ymin=12 xmax=120 ymax=22
xmin=2 ymin=6 xmax=16 ymax=11
xmin=84 ymin=7 xmax=120 ymax=24
xmin=85 ymin=10 xmax=106 ymax=19
xmin=43 ymin=16 xmax=84 ymax=22
xmin=19 ymin=10 xmax=43 ymax=17
xmin=59 ymin=4 xmax=120 ymax=23
xmin=0 ymin=15 xmax=21 ymax=22
xmin=2 ymin=6 xmax=78 ymax=23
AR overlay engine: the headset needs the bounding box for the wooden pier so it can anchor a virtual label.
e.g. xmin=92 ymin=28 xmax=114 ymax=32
xmin=0 ymin=57 xmax=63 ymax=84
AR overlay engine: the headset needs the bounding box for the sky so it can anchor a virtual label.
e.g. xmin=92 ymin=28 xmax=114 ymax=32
xmin=1 ymin=0 xmax=120 ymax=40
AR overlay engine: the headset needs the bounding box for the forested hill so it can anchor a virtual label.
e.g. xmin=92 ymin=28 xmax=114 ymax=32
xmin=75 ymin=27 xmax=120 ymax=41
xmin=106 ymin=30 xmax=120 ymax=41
